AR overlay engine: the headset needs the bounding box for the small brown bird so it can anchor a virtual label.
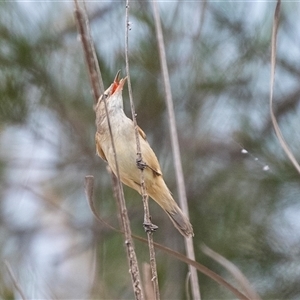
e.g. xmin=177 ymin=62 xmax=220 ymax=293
xmin=94 ymin=72 xmax=193 ymax=237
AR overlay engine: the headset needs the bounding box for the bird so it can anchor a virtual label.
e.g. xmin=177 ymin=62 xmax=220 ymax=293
xmin=94 ymin=72 xmax=194 ymax=237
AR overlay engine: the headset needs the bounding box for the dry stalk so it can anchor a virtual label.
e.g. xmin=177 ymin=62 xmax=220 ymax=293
xmin=74 ymin=2 xmax=144 ymax=299
xmin=185 ymin=272 xmax=192 ymax=300
xmin=125 ymin=1 xmax=160 ymax=299
xmin=151 ymin=1 xmax=201 ymax=299
xmin=142 ymin=263 xmax=155 ymax=300
xmin=269 ymin=0 xmax=300 ymax=174
xmin=74 ymin=0 xmax=104 ymax=102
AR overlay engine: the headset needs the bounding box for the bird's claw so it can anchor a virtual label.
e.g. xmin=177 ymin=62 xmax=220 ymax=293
xmin=136 ymin=158 xmax=147 ymax=170
xmin=143 ymin=221 xmax=158 ymax=233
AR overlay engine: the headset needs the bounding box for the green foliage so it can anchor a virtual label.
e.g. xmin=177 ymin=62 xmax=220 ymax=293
xmin=0 ymin=74 xmax=28 ymax=124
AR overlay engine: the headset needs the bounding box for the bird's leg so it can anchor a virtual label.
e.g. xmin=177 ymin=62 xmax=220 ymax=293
xmin=136 ymin=154 xmax=157 ymax=232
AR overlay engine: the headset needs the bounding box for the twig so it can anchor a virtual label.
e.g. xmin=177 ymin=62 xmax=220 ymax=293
xmin=151 ymin=1 xmax=201 ymax=299
xmin=74 ymin=0 xmax=104 ymax=102
xmin=84 ymin=175 xmax=96 ymax=214
xmin=142 ymin=263 xmax=155 ymax=300
xmin=202 ymin=244 xmax=261 ymax=300
xmin=125 ymin=2 xmax=160 ymax=299
xmin=185 ymin=272 xmax=191 ymax=300
xmin=74 ymin=2 xmax=144 ymax=298
xmin=4 ymin=260 xmax=27 ymax=300
xmin=269 ymin=0 xmax=300 ymax=174
xmin=85 ymin=175 xmax=121 ymax=232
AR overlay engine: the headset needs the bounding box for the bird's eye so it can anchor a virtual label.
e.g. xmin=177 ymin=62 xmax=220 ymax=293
xmin=103 ymin=93 xmax=108 ymax=100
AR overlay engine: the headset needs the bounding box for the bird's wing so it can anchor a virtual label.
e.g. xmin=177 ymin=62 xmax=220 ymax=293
xmin=95 ymin=132 xmax=107 ymax=162
xmin=138 ymin=125 xmax=147 ymax=140
xmin=138 ymin=126 xmax=162 ymax=176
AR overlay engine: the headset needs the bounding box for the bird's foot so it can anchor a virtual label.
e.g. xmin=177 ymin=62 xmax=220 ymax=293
xmin=143 ymin=221 xmax=158 ymax=233
xmin=136 ymin=157 xmax=147 ymax=170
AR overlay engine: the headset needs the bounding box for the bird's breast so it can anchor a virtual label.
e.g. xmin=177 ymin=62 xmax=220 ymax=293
xmin=99 ymin=112 xmax=136 ymax=159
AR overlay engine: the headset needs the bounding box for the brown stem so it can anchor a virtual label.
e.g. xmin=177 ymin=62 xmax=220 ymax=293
xmin=151 ymin=1 xmax=201 ymax=299
xmin=74 ymin=0 xmax=104 ymax=103
xmin=269 ymin=0 xmax=300 ymax=174
xmin=125 ymin=1 xmax=160 ymax=299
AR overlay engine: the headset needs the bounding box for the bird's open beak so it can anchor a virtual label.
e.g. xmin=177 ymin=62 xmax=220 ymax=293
xmin=111 ymin=70 xmax=127 ymax=95
xmin=114 ymin=70 xmax=121 ymax=83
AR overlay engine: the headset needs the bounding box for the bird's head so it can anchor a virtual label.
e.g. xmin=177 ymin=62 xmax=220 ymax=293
xmin=95 ymin=71 xmax=127 ymax=128
xmin=95 ymin=71 xmax=127 ymax=111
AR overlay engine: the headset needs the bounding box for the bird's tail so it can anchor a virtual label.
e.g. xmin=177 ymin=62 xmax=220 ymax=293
xmin=165 ymin=205 xmax=194 ymax=238
xmin=147 ymin=176 xmax=194 ymax=237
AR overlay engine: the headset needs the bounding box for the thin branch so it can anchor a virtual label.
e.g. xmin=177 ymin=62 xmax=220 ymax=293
xmin=151 ymin=2 xmax=201 ymax=299
xmin=269 ymin=0 xmax=300 ymax=174
xmin=85 ymin=175 xmax=120 ymax=232
xmin=74 ymin=2 xmax=144 ymax=298
xmin=125 ymin=1 xmax=160 ymax=299
xmin=74 ymin=0 xmax=104 ymax=102
xmin=185 ymin=272 xmax=191 ymax=300
xmin=4 ymin=260 xmax=27 ymax=300
xmin=142 ymin=263 xmax=155 ymax=300
xmin=202 ymin=244 xmax=261 ymax=300
xmin=61 ymin=5 xmax=113 ymax=37
xmin=84 ymin=175 xmax=96 ymax=213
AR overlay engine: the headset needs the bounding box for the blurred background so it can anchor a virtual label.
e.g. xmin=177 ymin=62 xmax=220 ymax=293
xmin=1 ymin=1 xmax=300 ymax=299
